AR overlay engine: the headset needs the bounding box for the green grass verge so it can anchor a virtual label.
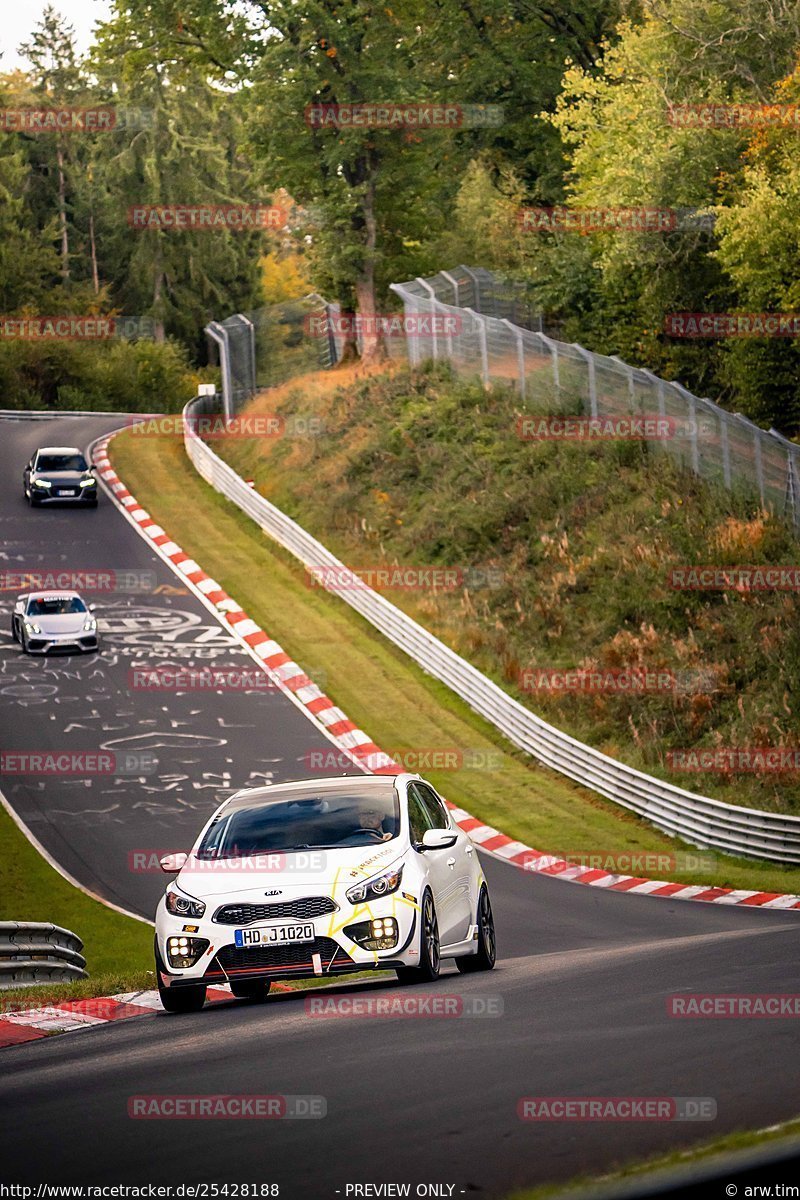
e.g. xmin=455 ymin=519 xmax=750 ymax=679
xmin=109 ymin=428 xmax=800 ymax=895
xmin=0 ymin=800 xmax=153 ymax=984
xmin=505 ymin=1116 xmax=800 ymax=1199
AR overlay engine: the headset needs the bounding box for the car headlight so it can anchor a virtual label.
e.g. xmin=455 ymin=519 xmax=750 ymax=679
xmin=346 ymin=864 xmax=403 ymax=905
xmin=24 ymin=621 xmax=42 ymax=635
xmin=80 ymin=477 xmax=96 ymax=488
xmin=83 ymin=617 xmax=97 ymax=631
xmin=33 ymin=479 xmax=51 ymax=489
xmin=165 ymin=888 xmax=206 ymax=919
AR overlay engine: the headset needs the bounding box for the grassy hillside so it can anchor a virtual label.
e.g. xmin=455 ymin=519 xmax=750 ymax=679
xmin=214 ymin=361 xmax=800 ymax=816
xmin=110 ymin=422 xmax=800 ymax=893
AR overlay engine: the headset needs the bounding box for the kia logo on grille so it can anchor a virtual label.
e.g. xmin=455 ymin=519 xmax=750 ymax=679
xmin=265 ymin=889 xmax=282 ymax=896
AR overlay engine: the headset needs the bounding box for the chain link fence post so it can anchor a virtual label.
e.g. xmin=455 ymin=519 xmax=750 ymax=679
xmin=204 ymin=321 xmax=233 ymax=422
xmin=464 ymin=308 xmax=490 ymax=384
xmin=719 ymin=410 xmax=732 ymax=489
xmin=571 ymin=344 xmax=598 ymax=417
xmin=610 ymin=355 xmax=636 ymax=407
xmin=542 ymin=335 xmax=561 ymax=402
xmin=415 ymin=277 xmax=438 ymax=361
xmin=734 ymin=415 xmax=766 ymax=507
xmin=459 ymin=265 xmax=481 ymax=310
xmin=502 ymin=319 xmax=526 ymax=401
xmin=768 ymin=428 xmax=800 ymax=530
xmin=670 ymin=383 xmax=700 ymax=473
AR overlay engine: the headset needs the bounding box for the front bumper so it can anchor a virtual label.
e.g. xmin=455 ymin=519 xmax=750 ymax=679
xmin=156 ymin=895 xmax=419 ymax=988
xmin=31 ymin=487 xmax=97 ymax=503
xmin=25 ymin=632 xmax=99 ymax=655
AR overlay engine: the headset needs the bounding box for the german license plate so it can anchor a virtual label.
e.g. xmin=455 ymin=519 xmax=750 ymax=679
xmin=57 ymin=489 xmax=76 ymax=496
xmin=234 ymin=923 xmax=314 ymax=948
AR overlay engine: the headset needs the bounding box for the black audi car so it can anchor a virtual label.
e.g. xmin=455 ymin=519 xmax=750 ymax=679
xmin=23 ymin=446 xmax=98 ymax=506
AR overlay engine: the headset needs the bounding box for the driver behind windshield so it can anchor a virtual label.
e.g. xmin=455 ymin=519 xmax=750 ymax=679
xmin=355 ymin=801 xmax=393 ymax=841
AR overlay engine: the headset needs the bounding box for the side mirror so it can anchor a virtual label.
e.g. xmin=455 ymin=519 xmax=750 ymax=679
xmin=421 ymin=828 xmax=458 ymax=851
xmin=159 ymin=852 xmax=188 ymax=873
xmin=88 ymin=603 xmax=96 ymax=612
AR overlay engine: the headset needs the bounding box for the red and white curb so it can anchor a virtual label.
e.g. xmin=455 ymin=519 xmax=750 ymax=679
xmin=0 ymin=983 xmax=295 ymax=1049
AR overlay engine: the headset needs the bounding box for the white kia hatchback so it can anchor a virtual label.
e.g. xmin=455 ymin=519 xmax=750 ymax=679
xmin=154 ymin=773 xmax=495 ymax=1012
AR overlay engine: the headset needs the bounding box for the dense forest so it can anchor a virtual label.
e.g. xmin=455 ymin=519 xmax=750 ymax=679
xmin=2 ymin=0 xmax=799 ymax=428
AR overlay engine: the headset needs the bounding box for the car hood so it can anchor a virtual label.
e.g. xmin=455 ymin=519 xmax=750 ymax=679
xmin=33 ymin=470 xmax=86 ymax=483
xmin=31 ymin=613 xmax=87 ymax=635
xmin=175 ymin=839 xmax=405 ymax=898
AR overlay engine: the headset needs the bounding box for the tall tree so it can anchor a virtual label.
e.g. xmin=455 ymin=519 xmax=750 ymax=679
xmin=0 ymin=79 xmax=60 ymax=310
xmin=88 ymin=5 xmax=264 ymax=346
xmin=18 ymin=6 xmax=83 ymax=280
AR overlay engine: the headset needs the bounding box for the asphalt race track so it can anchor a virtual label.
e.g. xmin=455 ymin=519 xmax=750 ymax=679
xmin=2 ymin=414 xmax=800 ymax=1195
xmin=0 ymin=413 xmax=359 ymax=918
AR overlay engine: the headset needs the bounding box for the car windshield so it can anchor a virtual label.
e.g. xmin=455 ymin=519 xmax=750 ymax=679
xmin=196 ymin=789 xmax=400 ymax=857
xmin=27 ymin=596 xmax=86 ymax=616
xmin=36 ymin=454 xmax=87 ymax=472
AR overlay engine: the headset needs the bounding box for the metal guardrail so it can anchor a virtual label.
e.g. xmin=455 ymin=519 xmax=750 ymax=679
xmin=0 ymin=409 xmax=150 ymax=420
xmin=0 ymin=922 xmax=87 ymax=989
xmin=183 ymin=394 xmax=800 ymax=863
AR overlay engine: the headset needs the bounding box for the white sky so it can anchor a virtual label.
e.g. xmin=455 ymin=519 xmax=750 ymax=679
xmin=0 ymin=0 xmax=113 ymax=72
